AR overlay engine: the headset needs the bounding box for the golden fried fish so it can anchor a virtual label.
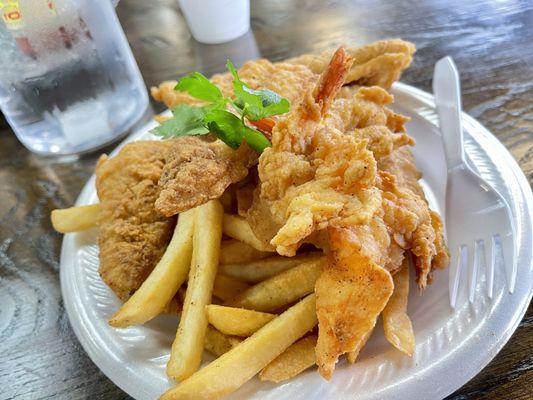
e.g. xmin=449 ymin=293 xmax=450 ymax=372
xmin=95 ymin=141 xmax=175 ymax=301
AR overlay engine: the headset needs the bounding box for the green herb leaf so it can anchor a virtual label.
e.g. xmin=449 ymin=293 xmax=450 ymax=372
xmin=242 ymin=125 xmax=272 ymax=153
xmin=204 ymin=109 xmax=245 ymax=149
xmin=204 ymin=109 xmax=272 ymax=153
xmin=175 ymin=72 xmax=224 ymax=104
xmin=226 ymin=60 xmax=240 ymax=80
xmin=226 ymin=60 xmax=290 ymax=120
xmin=151 ymin=104 xmax=210 ymax=138
xmin=254 ymin=89 xmax=290 ymax=117
xmin=227 ymin=61 xmax=263 ymax=117
xmin=153 ymin=60 xmax=289 ymax=153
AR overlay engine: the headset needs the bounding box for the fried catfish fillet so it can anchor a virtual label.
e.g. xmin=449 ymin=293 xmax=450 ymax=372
xmin=96 ymin=141 xmax=175 ymax=301
xmin=155 ymin=136 xmax=257 ymax=216
xmin=287 ymin=39 xmax=415 ymax=88
xmin=315 ymin=227 xmax=393 ymax=379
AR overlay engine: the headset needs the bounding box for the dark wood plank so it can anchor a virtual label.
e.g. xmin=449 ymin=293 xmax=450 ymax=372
xmin=0 ymin=0 xmax=531 ymax=399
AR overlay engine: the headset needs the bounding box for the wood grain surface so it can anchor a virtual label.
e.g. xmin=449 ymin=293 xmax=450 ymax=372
xmin=0 ymin=0 xmax=531 ymax=399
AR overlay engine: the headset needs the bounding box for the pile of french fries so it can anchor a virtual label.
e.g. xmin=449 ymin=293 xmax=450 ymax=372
xmin=52 ymin=201 xmax=414 ymax=399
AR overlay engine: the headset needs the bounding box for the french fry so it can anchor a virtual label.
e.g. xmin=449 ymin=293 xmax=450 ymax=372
xmin=212 ymin=275 xmax=250 ymax=302
xmin=219 ymin=240 xmax=271 ymax=265
xmin=204 ymin=325 xmax=242 ymax=357
xmin=161 ymin=294 xmax=317 ymax=400
xmin=51 ymin=204 xmax=100 ymax=233
xmin=205 ymin=305 xmax=276 ymax=337
xmin=219 ymin=253 xmax=324 ymax=283
xmin=167 ymin=200 xmax=224 ymax=381
xmin=382 ymin=263 xmax=415 ymax=356
xmin=222 ymin=214 xmax=275 ymax=252
xmin=108 ymin=209 xmax=195 ymax=327
xmin=226 ymin=258 xmax=323 ymax=312
xmin=260 ymin=334 xmax=317 ymax=382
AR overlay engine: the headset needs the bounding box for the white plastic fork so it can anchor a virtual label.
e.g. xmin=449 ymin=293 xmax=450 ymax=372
xmin=433 ymin=56 xmax=517 ymax=308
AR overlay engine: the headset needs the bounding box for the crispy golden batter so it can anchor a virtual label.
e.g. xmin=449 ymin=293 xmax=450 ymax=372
xmin=96 ymin=141 xmax=175 ymax=301
xmin=151 ymin=80 xmax=206 ymax=108
xmin=379 ymin=148 xmax=449 ymax=287
xmin=315 ymin=227 xmax=393 ymax=379
xmin=155 ymin=137 xmax=256 ymax=216
xmin=287 ymin=39 xmax=415 ymax=88
xmin=151 ymin=60 xmax=317 ymax=109
xmin=247 ymin=54 xmax=410 ymax=256
xmin=246 ymin=47 xmax=447 ymax=281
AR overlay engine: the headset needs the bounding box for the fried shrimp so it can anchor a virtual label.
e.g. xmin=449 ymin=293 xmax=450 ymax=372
xmin=243 ymin=46 xmax=448 ymax=377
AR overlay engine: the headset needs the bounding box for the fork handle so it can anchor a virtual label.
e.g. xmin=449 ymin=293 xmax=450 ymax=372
xmin=433 ymin=56 xmax=466 ymax=170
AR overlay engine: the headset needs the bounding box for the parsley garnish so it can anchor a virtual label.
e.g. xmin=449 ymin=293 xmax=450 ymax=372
xmin=227 ymin=61 xmax=289 ymax=121
xmin=151 ymin=60 xmax=290 ymax=153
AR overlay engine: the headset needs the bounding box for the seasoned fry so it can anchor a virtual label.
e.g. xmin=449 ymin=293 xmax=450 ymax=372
xmin=204 ymin=325 xmax=242 ymax=357
xmin=219 ymin=240 xmax=271 ymax=265
xmin=108 ymin=209 xmax=195 ymax=327
xmin=205 ymin=305 xmax=276 ymax=337
xmin=226 ymin=258 xmax=323 ymax=312
xmin=219 ymin=253 xmax=324 ymax=283
xmin=222 ymin=214 xmax=275 ymax=252
xmin=383 ymin=262 xmax=415 ymax=356
xmin=167 ymin=200 xmax=224 ymax=381
xmin=260 ymin=335 xmax=317 ymax=382
xmin=51 ymin=204 xmax=100 ymax=233
xmin=160 ymin=294 xmax=317 ymax=400
xmin=212 ymin=275 xmax=250 ymax=302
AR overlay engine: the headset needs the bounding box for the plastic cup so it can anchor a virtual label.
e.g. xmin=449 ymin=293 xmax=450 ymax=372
xmin=178 ymin=0 xmax=250 ymax=44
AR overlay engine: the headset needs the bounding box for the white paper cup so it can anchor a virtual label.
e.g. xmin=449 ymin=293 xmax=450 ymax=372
xmin=178 ymin=0 xmax=250 ymax=44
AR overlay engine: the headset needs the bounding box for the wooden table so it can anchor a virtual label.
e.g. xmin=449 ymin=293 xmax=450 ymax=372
xmin=0 ymin=0 xmax=531 ymax=399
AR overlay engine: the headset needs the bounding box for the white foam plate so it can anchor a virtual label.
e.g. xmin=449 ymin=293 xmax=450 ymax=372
xmin=60 ymin=83 xmax=533 ymax=400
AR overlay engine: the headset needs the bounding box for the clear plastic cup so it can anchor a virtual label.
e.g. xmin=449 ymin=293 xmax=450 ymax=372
xmin=0 ymin=0 xmax=149 ymax=155
xmin=178 ymin=0 xmax=250 ymax=44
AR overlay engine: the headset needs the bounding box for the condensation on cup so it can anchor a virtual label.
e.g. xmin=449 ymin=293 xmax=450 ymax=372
xmin=0 ymin=0 xmax=149 ymax=155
